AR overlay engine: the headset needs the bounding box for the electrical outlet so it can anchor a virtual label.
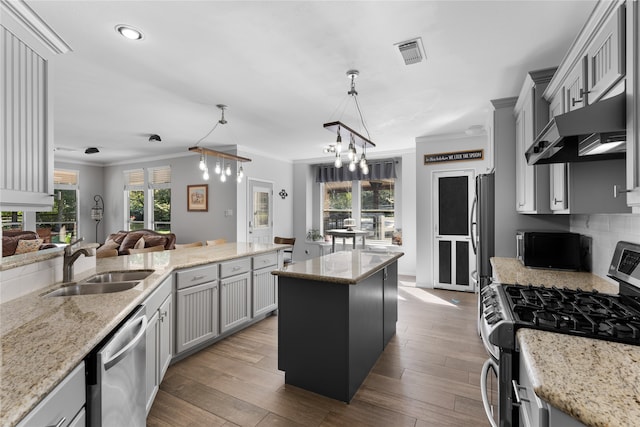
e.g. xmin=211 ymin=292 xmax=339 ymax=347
xmin=225 ymin=209 xmax=233 ymax=217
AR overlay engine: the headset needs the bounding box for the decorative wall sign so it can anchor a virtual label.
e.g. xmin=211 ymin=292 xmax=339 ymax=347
xmin=424 ymin=149 xmax=484 ymax=164
xmin=279 ymin=189 xmax=288 ymax=199
xmin=187 ymin=184 xmax=208 ymax=212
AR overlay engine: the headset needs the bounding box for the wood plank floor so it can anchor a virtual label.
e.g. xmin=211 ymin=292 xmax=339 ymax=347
xmin=148 ymin=284 xmax=491 ymax=427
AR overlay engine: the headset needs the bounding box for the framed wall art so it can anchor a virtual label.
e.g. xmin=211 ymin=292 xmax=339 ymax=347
xmin=187 ymin=184 xmax=208 ymax=212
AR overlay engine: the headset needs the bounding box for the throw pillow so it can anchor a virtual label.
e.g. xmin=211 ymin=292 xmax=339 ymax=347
xmin=120 ymin=232 xmax=145 ymax=254
xmin=133 ymin=236 xmax=146 ymax=249
xmin=14 ymin=238 xmax=43 ymax=255
xmin=142 ymin=235 xmax=167 ymax=249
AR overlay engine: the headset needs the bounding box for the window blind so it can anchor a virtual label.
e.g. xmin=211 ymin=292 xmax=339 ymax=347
xmin=124 ymin=169 xmax=145 ymax=190
xmin=149 ymin=166 xmax=171 ymax=188
xmin=54 ymin=169 xmax=78 ymax=185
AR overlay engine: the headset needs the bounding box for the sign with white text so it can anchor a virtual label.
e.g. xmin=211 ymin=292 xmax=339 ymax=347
xmin=424 ymin=149 xmax=484 ymax=164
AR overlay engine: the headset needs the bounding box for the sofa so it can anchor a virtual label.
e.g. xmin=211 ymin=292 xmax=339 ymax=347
xmin=2 ymin=230 xmax=57 ymax=257
xmin=97 ymin=229 xmax=177 ymax=256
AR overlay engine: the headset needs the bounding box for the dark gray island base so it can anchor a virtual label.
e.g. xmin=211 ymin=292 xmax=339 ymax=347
xmin=273 ymin=250 xmax=403 ymax=402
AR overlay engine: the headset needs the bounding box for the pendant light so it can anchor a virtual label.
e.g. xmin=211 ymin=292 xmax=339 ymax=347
xmin=323 ymin=70 xmax=376 ymax=175
xmin=189 ymin=104 xmax=252 ymax=183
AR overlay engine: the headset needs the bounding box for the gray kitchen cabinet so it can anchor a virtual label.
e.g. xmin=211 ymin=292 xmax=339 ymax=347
xmin=515 ymin=68 xmax=555 ymax=214
xmin=143 ymin=275 xmax=173 ymax=414
xmin=252 ymin=252 xmax=278 ymax=317
xmin=220 ymin=257 xmax=252 ymax=333
xmin=16 ymin=362 xmax=85 ymax=427
xmin=176 ymin=280 xmax=219 ymax=354
xmin=626 ymin=0 xmax=640 ymax=210
xmin=0 ymin=2 xmax=69 ymax=210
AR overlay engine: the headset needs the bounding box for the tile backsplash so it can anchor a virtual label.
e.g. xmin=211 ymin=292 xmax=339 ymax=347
xmin=571 ymin=214 xmax=640 ymax=279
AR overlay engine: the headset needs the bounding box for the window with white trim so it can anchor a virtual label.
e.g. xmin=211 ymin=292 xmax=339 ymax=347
xmin=124 ymin=166 xmax=171 ymax=232
xmin=35 ymin=169 xmax=80 ymax=243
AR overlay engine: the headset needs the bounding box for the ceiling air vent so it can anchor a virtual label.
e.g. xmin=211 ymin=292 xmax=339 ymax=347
xmin=395 ymin=37 xmax=425 ymax=65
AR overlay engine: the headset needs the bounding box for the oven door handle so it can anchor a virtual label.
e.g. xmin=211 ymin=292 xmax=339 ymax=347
xmin=480 ymin=358 xmax=499 ymax=427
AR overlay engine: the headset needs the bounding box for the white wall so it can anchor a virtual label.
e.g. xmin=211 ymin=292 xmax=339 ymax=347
xmin=415 ymin=133 xmax=492 ymax=288
xmin=399 ymin=152 xmax=416 ymax=276
xmin=571 ymin=214 xmax=640 ymax=279
xmin=236 ymin=148 xmax=294 ymax=242
xmin=103 ymin=154 xmax=237 ymax=244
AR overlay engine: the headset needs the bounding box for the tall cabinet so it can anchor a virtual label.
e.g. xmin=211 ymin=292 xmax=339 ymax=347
xmin=514 ymin=68 xmax=556 ymax=214
xmin=627 ymin=0 xmax=640 ymax=210
xmin=0 ymin=0 xmax=70 ymax=210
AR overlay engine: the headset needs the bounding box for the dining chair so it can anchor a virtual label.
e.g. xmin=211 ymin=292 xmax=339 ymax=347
xmin=274 ymin=236 xmax=296 ymax=264
xmin=206 ymin=239 xmax=227 ymax=246
xmin=175 ymin=241 xmax=204 ymax=249
xmin=128 ymin=245 xmax=165 ymax=254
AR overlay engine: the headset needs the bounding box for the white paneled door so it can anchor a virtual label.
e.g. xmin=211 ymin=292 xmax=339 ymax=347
xmin=248 ymin=179 xmax=273 ymax=244
xmin=433 ymin=170 xmax=476 ymax=292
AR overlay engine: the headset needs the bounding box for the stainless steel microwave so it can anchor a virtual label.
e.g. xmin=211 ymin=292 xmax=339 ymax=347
xmin=516 ymin=231 xmax=582 ymax=270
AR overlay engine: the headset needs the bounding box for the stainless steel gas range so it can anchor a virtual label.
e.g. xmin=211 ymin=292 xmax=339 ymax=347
xmin=479 ymin=241 xmax=640 ymax=427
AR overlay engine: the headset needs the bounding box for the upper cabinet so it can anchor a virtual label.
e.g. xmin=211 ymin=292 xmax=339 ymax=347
xmin=0 ymin=0 xmax=70 ymax=211
xmin=627 ymin=0 xmax=640 ymax=210
xmin=514 ymin=68 xmax=556 ymax=214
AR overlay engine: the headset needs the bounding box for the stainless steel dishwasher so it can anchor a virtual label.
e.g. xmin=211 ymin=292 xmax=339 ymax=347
xmin=87 ymin=306 xmax=147 ymax=427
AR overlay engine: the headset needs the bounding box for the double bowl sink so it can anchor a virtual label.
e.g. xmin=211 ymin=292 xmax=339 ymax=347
xmin=45 ymin=270 xmax=154 ymax=297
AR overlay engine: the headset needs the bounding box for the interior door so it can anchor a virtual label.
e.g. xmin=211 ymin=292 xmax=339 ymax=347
xmin=248 ymin=179 xmax=273 ymax=244
xmin=433 ymin=170 xmax=476 ymax=292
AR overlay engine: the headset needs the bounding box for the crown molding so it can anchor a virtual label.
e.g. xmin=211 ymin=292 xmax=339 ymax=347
xmin=1 ymin=0 xmax=72 ymax=54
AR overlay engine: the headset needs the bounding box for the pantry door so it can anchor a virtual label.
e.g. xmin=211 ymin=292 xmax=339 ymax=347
xmin=433 ymin=170 xmax=476 ymax=292
xmin=248 ymin=179 xmax=273 ymax=244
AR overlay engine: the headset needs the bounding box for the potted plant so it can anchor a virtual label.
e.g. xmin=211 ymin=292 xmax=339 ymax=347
xmin=306 ymin=229 xmax=323 ymax=241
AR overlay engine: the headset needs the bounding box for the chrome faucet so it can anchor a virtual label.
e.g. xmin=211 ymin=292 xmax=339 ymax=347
xmin=63 ymin=237 xmax=93 ymax=282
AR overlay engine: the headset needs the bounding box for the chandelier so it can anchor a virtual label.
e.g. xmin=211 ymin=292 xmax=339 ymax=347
xmin=188 ymin=104 xmax=251 ymax=183
xmin=323 ymin=69 xmax=375 ymax=174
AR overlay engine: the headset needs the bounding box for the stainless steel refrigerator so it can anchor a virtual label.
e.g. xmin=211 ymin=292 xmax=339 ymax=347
xmin=471 ymin=173 xmax=495 ymax=333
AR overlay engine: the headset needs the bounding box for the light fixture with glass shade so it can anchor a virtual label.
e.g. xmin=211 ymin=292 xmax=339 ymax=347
xmin=323 ymin=69 xmax=376 ymax=175
xmin=189 ymin=104 xmax=251 ymax=183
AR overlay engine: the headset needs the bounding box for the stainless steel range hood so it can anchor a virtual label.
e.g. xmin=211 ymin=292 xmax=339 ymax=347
xmin=525 ymin=92 xmax=626 ymax=165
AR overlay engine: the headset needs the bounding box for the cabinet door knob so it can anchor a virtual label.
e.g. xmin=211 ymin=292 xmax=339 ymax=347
xmin=553 ymin=198 xmax=563 ymax=204
xmin=614 ymin=185 xmax=632 ymax=198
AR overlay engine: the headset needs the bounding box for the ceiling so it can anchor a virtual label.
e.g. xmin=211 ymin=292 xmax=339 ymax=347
xmin=24 ymin=0 xmax=597 ymax=165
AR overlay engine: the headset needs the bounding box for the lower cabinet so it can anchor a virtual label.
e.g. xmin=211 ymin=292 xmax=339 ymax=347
xmin=17 ymin=362 xmax=85 ymax=427
xmin=253 ymin=252 xmax=278 ymax=317
xmin=176 ymin=281 xmax=219 ymax=354
xmin=220 ymin=271 xmax=252 ymax=333
xmin=144 ymin=276 xmax=173 ymax=414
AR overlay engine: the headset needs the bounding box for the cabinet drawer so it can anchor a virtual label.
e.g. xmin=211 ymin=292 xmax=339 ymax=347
xmin=220 ymin=257 xmax=251 ymax=278
xmin=175 ymin=264 xmax=218 ymax=290
xmin=17 ymin=362 xmax=85 ymax=427
xmin=253 ymin=252 xmax=277 ymax=269
xmin=144 ymin=275 xmax=172 ymax=313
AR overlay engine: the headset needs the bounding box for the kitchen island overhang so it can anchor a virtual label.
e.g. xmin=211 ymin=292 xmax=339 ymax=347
xmin=272 ymin=250 xmax=404 ymax=402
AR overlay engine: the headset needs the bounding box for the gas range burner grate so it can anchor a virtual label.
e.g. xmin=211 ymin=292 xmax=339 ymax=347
xmin=505 ymin=284 xmax=640 ymax=345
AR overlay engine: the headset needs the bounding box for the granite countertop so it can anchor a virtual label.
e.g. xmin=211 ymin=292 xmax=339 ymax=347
xmin=0 ymin=242 xmax=287 ymax=427
xmin=490 ymin=257 xmax=618 ymax=294
xmin=491 ymin=257 xmax=640 ymax=427
xmin=272 ymin=249 xmax=404 ymax=284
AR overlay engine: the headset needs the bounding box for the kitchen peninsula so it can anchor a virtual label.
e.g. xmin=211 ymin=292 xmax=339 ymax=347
xmin=0 ymin=242 xmax=289 ymax=427
xmin=273 ymin=249 xmax=403 ymax=402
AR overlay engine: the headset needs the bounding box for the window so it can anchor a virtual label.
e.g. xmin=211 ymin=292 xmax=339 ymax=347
xmin=124 ymin=166 xmax=171 ymax=233
xmin=1 ymin=211 xmax=23 ymax=230
xmin=319 ymin=159 xmax=398 ymax=245
xmin=149 ymin=166 xmax=171 ymax=233
xmin=125 ymin=169 xmax=145 ymax=231
xmin=361 ymin=178 xmax=394 ymax=241
xmin=36 ymin=169 xmax=79 ymax=243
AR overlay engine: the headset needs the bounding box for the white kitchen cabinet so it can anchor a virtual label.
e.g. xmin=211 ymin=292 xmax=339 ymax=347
xmin=584 ymin=2 xmax=626 ymax=104
xmin=143 ymin=275 xmax=173 ymax=414
xmin=17 ymin=362 xmax=85 ymax=427
xmin=176 ymin=280 xmax=219 ymax=354
xmin=626 ymin=0 xmax=640 ymax=210
xmin=252 ymin=252 xmax=278 ymax=317
xmin=0 ymin=1 xmax=69 ymax=210
xmin=219 ymin=256 xmax=252 ymax=333
xmin=515 ymin=68 xmax=555 ymax=214
xmin=564 ymin=58 xmax=587 ymax=112
xmin=549 ymin=163 xmax=569 ymax=213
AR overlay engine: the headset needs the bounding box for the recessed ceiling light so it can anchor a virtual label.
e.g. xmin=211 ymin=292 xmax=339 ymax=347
xmin=115 ymin=25 xmax=143 ymax=41
xmin=85 ymin=147 xmax=100 ymax=154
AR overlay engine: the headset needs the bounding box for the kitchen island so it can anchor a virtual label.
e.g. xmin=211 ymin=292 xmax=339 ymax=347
xmin=0 ymin=242 xmax=289 ymax=427
xmin=491 ymin=257 xmax=640 ymax=427
xmin=273 ymin=249 xmax=403 ymax=402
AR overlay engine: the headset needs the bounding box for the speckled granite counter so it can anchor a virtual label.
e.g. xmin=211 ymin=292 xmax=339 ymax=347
xmin=491 ymin=257 xmax=618 ymax=294
xmin=492 ymin=257 xmax=640 ymax=427
xmin=518 ymin=329 xmax=640 ymax=427
xmin=272 ymin=249 xmax=404 ymax=284
xmin=0 ymin=242 xmax=287 ymax=427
